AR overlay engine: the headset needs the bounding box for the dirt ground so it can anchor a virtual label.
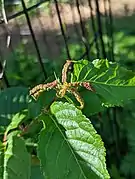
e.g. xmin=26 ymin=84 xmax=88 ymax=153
xmin=0 ymin=0 xmax=135 ymax=61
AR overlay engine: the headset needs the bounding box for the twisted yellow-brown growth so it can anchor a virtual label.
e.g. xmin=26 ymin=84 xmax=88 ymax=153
xmin=29 ymin=60 xmax=95 ymax=109
xmin=62 ymin=60 xmax=72 ymax=83
xmin=69 ymin=88 xmax=84 ymax=109
xmin=30 ymin=80 xmax=58 ymax=99
xmin=56 ymin=82 xmax=69 ymax=98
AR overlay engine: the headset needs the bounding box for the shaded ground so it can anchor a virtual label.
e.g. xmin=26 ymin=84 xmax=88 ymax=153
xmin=0 ymin=0 xmax=135 ymax=62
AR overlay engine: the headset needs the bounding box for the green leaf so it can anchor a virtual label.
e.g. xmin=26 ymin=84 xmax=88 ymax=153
xmin=28 ymin=89 xmax=56 ymax=119
xmin=44 ymin=101 xmax=109 ymax=179
xmin=80 ymin=90 xmax=105 ymax=116
xmin=28 ymin=100 xmax=41 ymax=119
xmin=5 ymin=109 xmax=28 ymax=136
xmin=0 ymin=87 xmax=29 ymax=126
xmin=23 ymin=120 xmax=43 ymax=137
xmin=120 ymin=152 xmax=135 ymax=177
xmin=0 ymin=131 xmax=31 ymax=179
xmin=110 ymin=164 xmax=125 ymax=179
xmin=71 ymin=59 xmax=135 ymax=108
xmin=37 ymin=89 xmax=56 ymax=108
xmin=38 ymin=115 xmax=100 ymax=179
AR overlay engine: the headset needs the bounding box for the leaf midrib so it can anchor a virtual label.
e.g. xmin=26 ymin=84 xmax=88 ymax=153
xmin=80 ymin=80 xmax=135 ymax=87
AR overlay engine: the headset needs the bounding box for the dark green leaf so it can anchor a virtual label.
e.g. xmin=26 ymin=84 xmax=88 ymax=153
xmin=0 ymin=87 xmax=29 ymax=126
xmin=80 ymin=90 xmax=105 ymax=115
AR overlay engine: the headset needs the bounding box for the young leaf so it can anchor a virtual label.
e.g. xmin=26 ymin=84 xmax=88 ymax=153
xmin=0 ymin=131 xmax=31 ymax=179
xmin=5 ymin=109 xmax=28 ymax=136
xmin=71 ymin=59 xmax=135 ymax=107
xmin=49 ymin=102 xmax=110 ymax=179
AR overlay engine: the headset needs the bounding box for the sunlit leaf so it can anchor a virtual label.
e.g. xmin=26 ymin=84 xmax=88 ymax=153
xmin=50 ymin=102 xmax=110 ymax=178
xmin=5 ymin=109 xmax=28 ymax=136
xmin=71 ymin=59 xmax=135 ymax=108
xmin=38 ymin=102 xmax=109 ymax=178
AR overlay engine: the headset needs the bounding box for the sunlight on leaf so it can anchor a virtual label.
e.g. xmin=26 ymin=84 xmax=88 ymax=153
xmin=71 ymin=59 xmax=135 ymax=108
xmin=5 ymin=109 xmax=28 ymax=136
xmin=39 ymin=101 xmax=110 ymax=179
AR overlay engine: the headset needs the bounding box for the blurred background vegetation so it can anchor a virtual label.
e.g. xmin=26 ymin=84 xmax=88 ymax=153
xmin=1 ymin=0 xmax=135 ymax=178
